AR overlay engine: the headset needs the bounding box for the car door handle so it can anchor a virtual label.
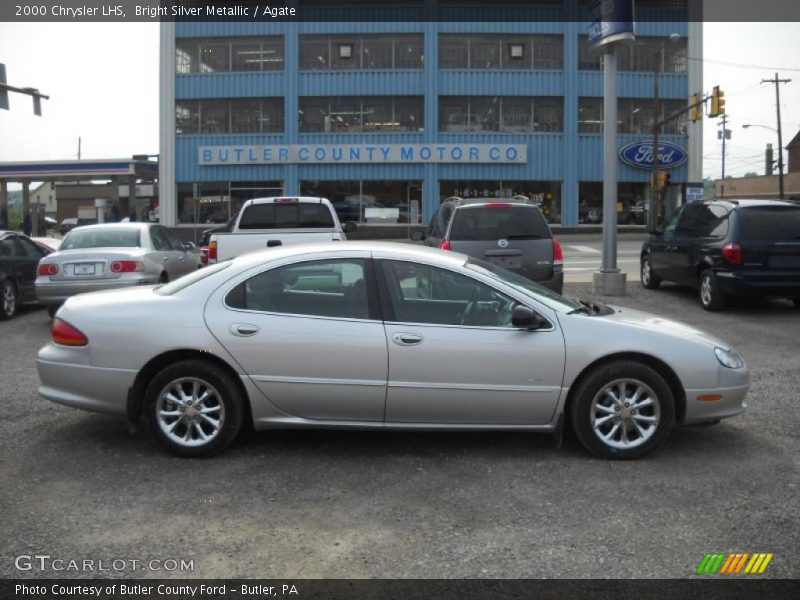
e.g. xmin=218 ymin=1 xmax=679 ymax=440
xmin=267 ymin=240 xmax=282 ymax=248
xmin=230 ymin=323 xmax=260 ymax=337
xmin=392 ymin=333 xmax=423 ymax=346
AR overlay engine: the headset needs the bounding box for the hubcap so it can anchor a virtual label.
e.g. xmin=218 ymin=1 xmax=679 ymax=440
xmin=2 ymin=282 xmax=15 ymax=316
xmin=642 ymin=260 xmax=651 ymax=284
xmin=590 ymin=378 xmax=661 ymax=450
xmin=700 ymin=275 xmax=712 ymax=306
xmin=156 ymin=377 xmax=225 ymax=448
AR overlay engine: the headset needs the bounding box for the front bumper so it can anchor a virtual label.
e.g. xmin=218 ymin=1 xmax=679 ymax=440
xmin=682 ymin=384 xmax=749 ymax=425
xmin=35 ymin=278 xmax=158 ymax=306
xmin=36 ymin=345 xmax=136 ymax=417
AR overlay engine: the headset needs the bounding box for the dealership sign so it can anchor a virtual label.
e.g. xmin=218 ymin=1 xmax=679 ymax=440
xmin=588 ymin=0 xmax=635 ymax=47
xmin=619 ymin=141 xmax=688 ymax=170
xmin=198 ymin=144 xmax=527 ymax=165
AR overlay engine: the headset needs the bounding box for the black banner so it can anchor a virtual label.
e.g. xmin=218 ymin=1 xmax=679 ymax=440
xmin=3 ymin=579 xmax=800 ymax=600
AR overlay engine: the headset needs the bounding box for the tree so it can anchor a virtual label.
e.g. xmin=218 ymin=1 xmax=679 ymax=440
xmin=744 ymin=171 xmax=758 ymax=178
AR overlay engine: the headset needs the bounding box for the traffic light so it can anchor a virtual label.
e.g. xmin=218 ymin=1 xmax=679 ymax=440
xmin=651 ymin=170 xmax=669 ymax=189
xmin=709 ymin=85 xmax=726 ymax=117
xmin=689 ymin=93 xmax=703 ymax=122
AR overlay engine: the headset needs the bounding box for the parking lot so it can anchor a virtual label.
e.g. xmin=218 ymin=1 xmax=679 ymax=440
xmin=1 ymin=280 xmax=798 ymax=579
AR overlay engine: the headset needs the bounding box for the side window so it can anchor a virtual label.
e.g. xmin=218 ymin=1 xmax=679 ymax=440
xmin=0 ymin=238 xmax=18 ymax=257
xmin=17 ymin=237 xmax=45 ymax=258
xmin=706 ymin=205 xmax=729 ymax=238
xmin=226 ymin=259 xmax=371 ymax=320
xmin=150 ymin=227 xmax=170 ymax=251
xmin=426 ymin=207 xmax=441 ymax=238
xmin=163 ymin=228 xmax=183 ymax=250
xmin=381 ymin=260 xmax=517 ymax=327
xmin=674 ymin=204 xmax=704 ymax=237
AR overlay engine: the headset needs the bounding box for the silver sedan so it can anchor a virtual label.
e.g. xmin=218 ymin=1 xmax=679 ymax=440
xmin=35 ymin=223 xmax=201 ymax=317
xmin=36 ymin=242 xmax=750 ymax=459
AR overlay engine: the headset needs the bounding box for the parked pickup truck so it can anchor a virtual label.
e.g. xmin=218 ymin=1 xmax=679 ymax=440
xmin=208 ymin=196 xmax=354 ymax=263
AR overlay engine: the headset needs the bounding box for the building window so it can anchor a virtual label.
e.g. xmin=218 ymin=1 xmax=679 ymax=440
xmin=439 ymin=97 xmax=563 ymax=133
xmin=439 ymin=34 xmax=563 ymax=70
xmin=176 ymin=98 xmax=284 ymax=135
xmin=299 ymin=97 xmax=424 ymax=133
xmin=300 ymin=181 xmax=423 ymax=225
xmin=579 ymin=182 xmax=650 ymax=226
xmin=299 ymin=35 xmax=424 ymax=70
xmin=440 ymin=180 xmax=563 ymax=225
xmin=175 ymin=36 xmax=284 ymax=73
xmin=578 ymin=98 xmax=687 ymax=135
xmin=578 ymin=35 xmax=687 ymax=73
xmin=177 ymin=181 xmax=284 ymax=225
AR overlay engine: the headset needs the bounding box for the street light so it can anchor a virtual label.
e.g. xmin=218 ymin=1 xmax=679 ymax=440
xmin=650 ymin=33 xmax=681 ymax=231
xmin=742 ymin=123 xmax=783 ymax=195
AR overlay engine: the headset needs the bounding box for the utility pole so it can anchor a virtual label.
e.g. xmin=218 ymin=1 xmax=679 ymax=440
xmin=719 ymin=114 xmax=728 ymax=187
xmin=650 ymin=50 xmax=661 ymax=231
xmin=761 ymin=73 xmax=791 ymax=199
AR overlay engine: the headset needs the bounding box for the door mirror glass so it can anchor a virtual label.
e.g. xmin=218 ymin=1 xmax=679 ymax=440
xmin=182 ymin=241 xmax=196 ymax=251
xmin=511 ymin=304 xmax=543 ymax=329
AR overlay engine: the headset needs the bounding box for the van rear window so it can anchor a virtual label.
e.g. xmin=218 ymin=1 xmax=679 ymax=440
xmin=450 ymin=206 xmax=550 ymax=241
xmin=238 ymin=203 xmax=335 ymax=229
xmin=739 ymin=206 xmax=800 ymax=241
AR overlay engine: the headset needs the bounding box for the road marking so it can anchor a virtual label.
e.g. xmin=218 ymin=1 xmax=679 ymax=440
xmin=567 ymin=245 xmax=601 ymax=254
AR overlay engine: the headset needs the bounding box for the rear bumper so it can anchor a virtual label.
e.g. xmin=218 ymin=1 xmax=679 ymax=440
xmin=536 ymin=269 xmax=564 ymax=294
xmin=716 ymin=271 xmax=800 ymax=297
xmin=35 ymin=277 xmax=158 ymax=306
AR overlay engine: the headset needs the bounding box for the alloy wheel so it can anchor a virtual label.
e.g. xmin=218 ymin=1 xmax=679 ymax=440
xmin=590 ymin=378 xmax=661 ymax=450
xmin=2 ymin=281 xmax=16 ymax=318
xmin=155 ymin=377 xmax=226 ymax=448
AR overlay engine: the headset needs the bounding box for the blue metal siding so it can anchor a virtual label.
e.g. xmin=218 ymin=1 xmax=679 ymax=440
xmin=173 ymin=19 xmax=692 ymax=226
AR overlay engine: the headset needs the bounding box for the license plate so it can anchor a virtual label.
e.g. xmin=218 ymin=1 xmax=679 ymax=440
xmin=488 ymin=256 xmax=522 ymax=269
xmin=73 ymin=263 xmax=96 ymax=276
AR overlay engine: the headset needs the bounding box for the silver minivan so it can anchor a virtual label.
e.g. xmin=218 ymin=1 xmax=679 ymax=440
xmin=423 ymin=197 xmax=563 ymax=293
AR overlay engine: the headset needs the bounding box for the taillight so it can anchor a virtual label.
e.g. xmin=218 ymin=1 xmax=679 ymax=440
xmin=484 ymin=203 xmax=513 ymax=208
xmin=110 ymin=260 xmax=143 ymax=273
xmin=38 ymin=263 xmax=59 ymax=276
xmin=208 ymin=240 xmax=218 ymax=261
xmin=722 ymin=242 xmax=742 ymax=266
xmin=439 ymin=240 xmax=451 ymax=251
xmin=552 ymin=238 xmax=563 ymax=265
xmin=51 ymin=318 xmax=88 ymax=347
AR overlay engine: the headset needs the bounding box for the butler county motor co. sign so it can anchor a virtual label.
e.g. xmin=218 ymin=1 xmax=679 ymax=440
xmin=199 ymin=144 xmax=527 ymax=165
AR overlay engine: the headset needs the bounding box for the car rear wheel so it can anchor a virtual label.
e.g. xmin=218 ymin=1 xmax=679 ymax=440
xmin=145 ymin=360 xmax=244 ymax=457
xmin=570 ymin=360 xmax=675 ymax=460
xmin=1 ymin=279 xmax=18 ymax=321
xmin=640 ymin=255 xmax=661 ymax=289
xmin=699 ymin=269 xmax=725 ymax=311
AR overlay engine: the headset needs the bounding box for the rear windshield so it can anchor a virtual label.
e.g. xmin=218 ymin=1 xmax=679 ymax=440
xmin=238 ymin=203 xmax=335 ymax=229
xmin=156 ymin=261 xmax=232 ymax=296
xmin=449 ymin=205 xmax=550 ymax=241
xmin=61 ymin=227 xmax=141 ymax=250
xmin=739 ymin=206 xmax=800 ymax=241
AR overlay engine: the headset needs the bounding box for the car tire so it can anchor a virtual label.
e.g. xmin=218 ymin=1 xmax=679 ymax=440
xmin=144 ymin=360 xmax=244 ymax=458
xmin=699 ymin=269 xmax=725 ymax=311
xmin=1 ymin=279 xmax=18 ymax=321
xmin=570 ymin=360 xmax=675 ymax=460
xmin=640 ymin=255 xmax=661 ymax=290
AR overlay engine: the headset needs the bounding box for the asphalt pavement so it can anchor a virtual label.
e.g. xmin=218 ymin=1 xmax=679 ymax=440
xmin=1 ymin=280 xmax=798 ymax=579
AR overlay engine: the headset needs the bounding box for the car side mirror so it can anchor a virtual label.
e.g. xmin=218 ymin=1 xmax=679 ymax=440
xmin=511 ymin=305 xmax=544 ymax=330
xmin=182 ymin=241 xmax=196 ymax=251
xmin=342 ymin=221 xmax=358 ymax=234
xmin=410 ymin=231 xmax=425 ymax=242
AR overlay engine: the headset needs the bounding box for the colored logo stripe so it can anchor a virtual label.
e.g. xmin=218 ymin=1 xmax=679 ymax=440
xmin=697 ymin=552 xmax=773 ymax=575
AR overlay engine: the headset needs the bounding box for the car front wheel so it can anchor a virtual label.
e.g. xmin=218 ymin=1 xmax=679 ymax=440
xmin=640 ymin=255 xmax=661 ymax=289
xmin=145 ymin=360 xmax=244 ymax=457
xmin=570 ymin=360 xmax=675 ymax=460
xmin=699 ymin=269 xmax=726 ymax=311
xmin=1 ymin=279 xmax=18 ymax=320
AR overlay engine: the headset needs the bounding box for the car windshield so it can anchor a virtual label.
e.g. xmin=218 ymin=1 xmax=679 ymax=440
xmin=61 ymin=227 xmax=141 ymax=250
xmin=238 ymin=203 xmax=334 ymax=229
xmin=450 ymin=205 xmax=550 ymax=240
xmin=465 ymin=257 xmax=581 ymax=313
xmin=155 ymin=261 xmax=233 ymax=296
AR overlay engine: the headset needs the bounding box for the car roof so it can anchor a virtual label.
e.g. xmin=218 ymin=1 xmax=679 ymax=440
xmin=444 ymin=196 xmax=535 ymax=208
xmin=230 ymin=241 xmax=468 ymax=271
xmin=65 ymin=222 xmax=151 ymax=231
xmin=707 ymin=198 xmax=800 ymax=209
xmin=243 ymin=196 xmax=329 ymax=206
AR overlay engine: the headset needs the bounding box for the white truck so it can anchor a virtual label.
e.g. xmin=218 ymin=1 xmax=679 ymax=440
xmin=208 ymin=196 xmax=354 ymax=263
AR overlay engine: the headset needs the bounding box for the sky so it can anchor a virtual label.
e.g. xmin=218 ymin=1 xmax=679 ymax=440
xmin=1 ymin=20 xmax=799 ymax=189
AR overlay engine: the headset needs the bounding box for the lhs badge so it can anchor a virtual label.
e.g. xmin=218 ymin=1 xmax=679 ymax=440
xmin=497 ymin=239 xmax=509 ymax=248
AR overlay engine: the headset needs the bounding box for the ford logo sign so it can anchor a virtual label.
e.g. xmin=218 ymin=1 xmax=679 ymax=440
xmin=619 ymin=141 xmax=688 ymax=170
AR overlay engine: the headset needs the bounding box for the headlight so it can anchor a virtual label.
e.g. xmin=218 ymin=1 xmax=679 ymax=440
xmin=714 ymin=347 xmax=744 ymax=369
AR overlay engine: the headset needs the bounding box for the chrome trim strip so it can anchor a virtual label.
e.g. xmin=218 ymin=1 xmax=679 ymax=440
xmin=251 ymin=375 xmax=385 ymax=387
xmin=388 ymin=381 xmax=557 ymax=393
